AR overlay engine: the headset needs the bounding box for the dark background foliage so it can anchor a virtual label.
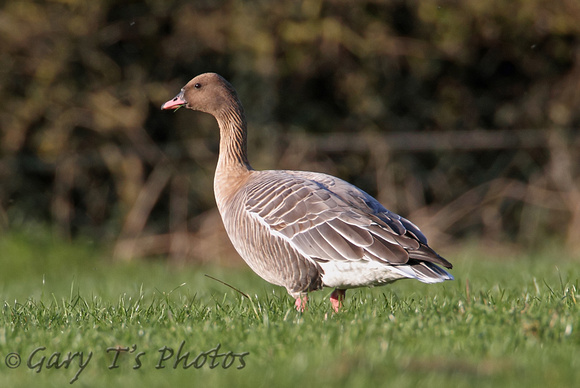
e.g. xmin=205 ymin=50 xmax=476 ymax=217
xmin=1 ymin=0 xmax=579 ymax=261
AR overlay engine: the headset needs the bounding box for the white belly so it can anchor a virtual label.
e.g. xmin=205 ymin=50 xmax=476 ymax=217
xmin=319 ymin=260 xmax=411 ymax=289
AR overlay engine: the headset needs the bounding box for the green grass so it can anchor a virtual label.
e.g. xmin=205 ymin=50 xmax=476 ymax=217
xmin=0 ymin=229 xmax=578 ymax=387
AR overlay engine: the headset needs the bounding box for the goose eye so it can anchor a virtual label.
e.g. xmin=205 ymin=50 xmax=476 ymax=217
xmin=194 ymin=83 xmax=202 ymax=89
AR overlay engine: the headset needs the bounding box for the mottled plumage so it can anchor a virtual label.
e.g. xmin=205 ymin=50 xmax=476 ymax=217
xmin=162 ymin=73 xmax=453 ymax=312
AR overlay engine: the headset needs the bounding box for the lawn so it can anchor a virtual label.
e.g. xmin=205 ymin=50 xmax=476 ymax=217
xmin=0 ymin=229 xmax=578 ymax=387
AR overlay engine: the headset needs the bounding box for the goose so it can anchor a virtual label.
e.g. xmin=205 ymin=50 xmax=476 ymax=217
xmin=161 ymin=73 xmax=453 ymax=312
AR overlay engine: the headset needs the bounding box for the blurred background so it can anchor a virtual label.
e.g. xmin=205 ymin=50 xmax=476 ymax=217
xmin=1 ymin=0 xmax=579 ymax=263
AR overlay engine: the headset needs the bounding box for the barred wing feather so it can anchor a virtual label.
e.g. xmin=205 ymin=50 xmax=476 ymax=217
xmin=245 ymin=171 xmax=452 ymax=277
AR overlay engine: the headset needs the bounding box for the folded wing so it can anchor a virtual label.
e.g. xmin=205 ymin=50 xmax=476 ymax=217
xmin=245 ymin=171 xmax=452 ymax=279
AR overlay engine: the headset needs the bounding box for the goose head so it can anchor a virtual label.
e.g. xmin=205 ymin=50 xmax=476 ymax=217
xmin=161 ymin=73 xmax=241 ymax=118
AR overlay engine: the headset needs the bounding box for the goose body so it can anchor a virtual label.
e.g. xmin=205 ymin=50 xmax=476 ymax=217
xmin=162 ymin=73 xmax=453 ymax=312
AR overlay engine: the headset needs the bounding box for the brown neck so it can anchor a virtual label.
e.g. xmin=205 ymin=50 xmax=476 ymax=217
xmin=213 ymin=103 xmax=253 ymax=211
xmin=215 ymin=103 xmax=252 ymax=173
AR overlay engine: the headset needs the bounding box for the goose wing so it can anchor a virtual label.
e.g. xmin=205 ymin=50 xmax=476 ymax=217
xmin=245 ymin=170 xmax=452 ymax=270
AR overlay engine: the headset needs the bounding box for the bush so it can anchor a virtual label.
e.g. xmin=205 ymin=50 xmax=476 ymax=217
xmin=1 ymin=0 xmax=579 ymax=258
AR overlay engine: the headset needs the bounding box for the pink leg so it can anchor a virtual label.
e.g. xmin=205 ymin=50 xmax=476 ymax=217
xmin=330 ymin=289 xmax=346 ymax=312
xmin=294 ymin=294 xmax=308 ymax=312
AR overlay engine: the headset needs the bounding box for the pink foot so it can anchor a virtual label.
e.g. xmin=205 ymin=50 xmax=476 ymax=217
xmin=330 ymin=289 xmax=346 ymax=312
xmin=294 ymin=294 xmax=308 ymax=312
